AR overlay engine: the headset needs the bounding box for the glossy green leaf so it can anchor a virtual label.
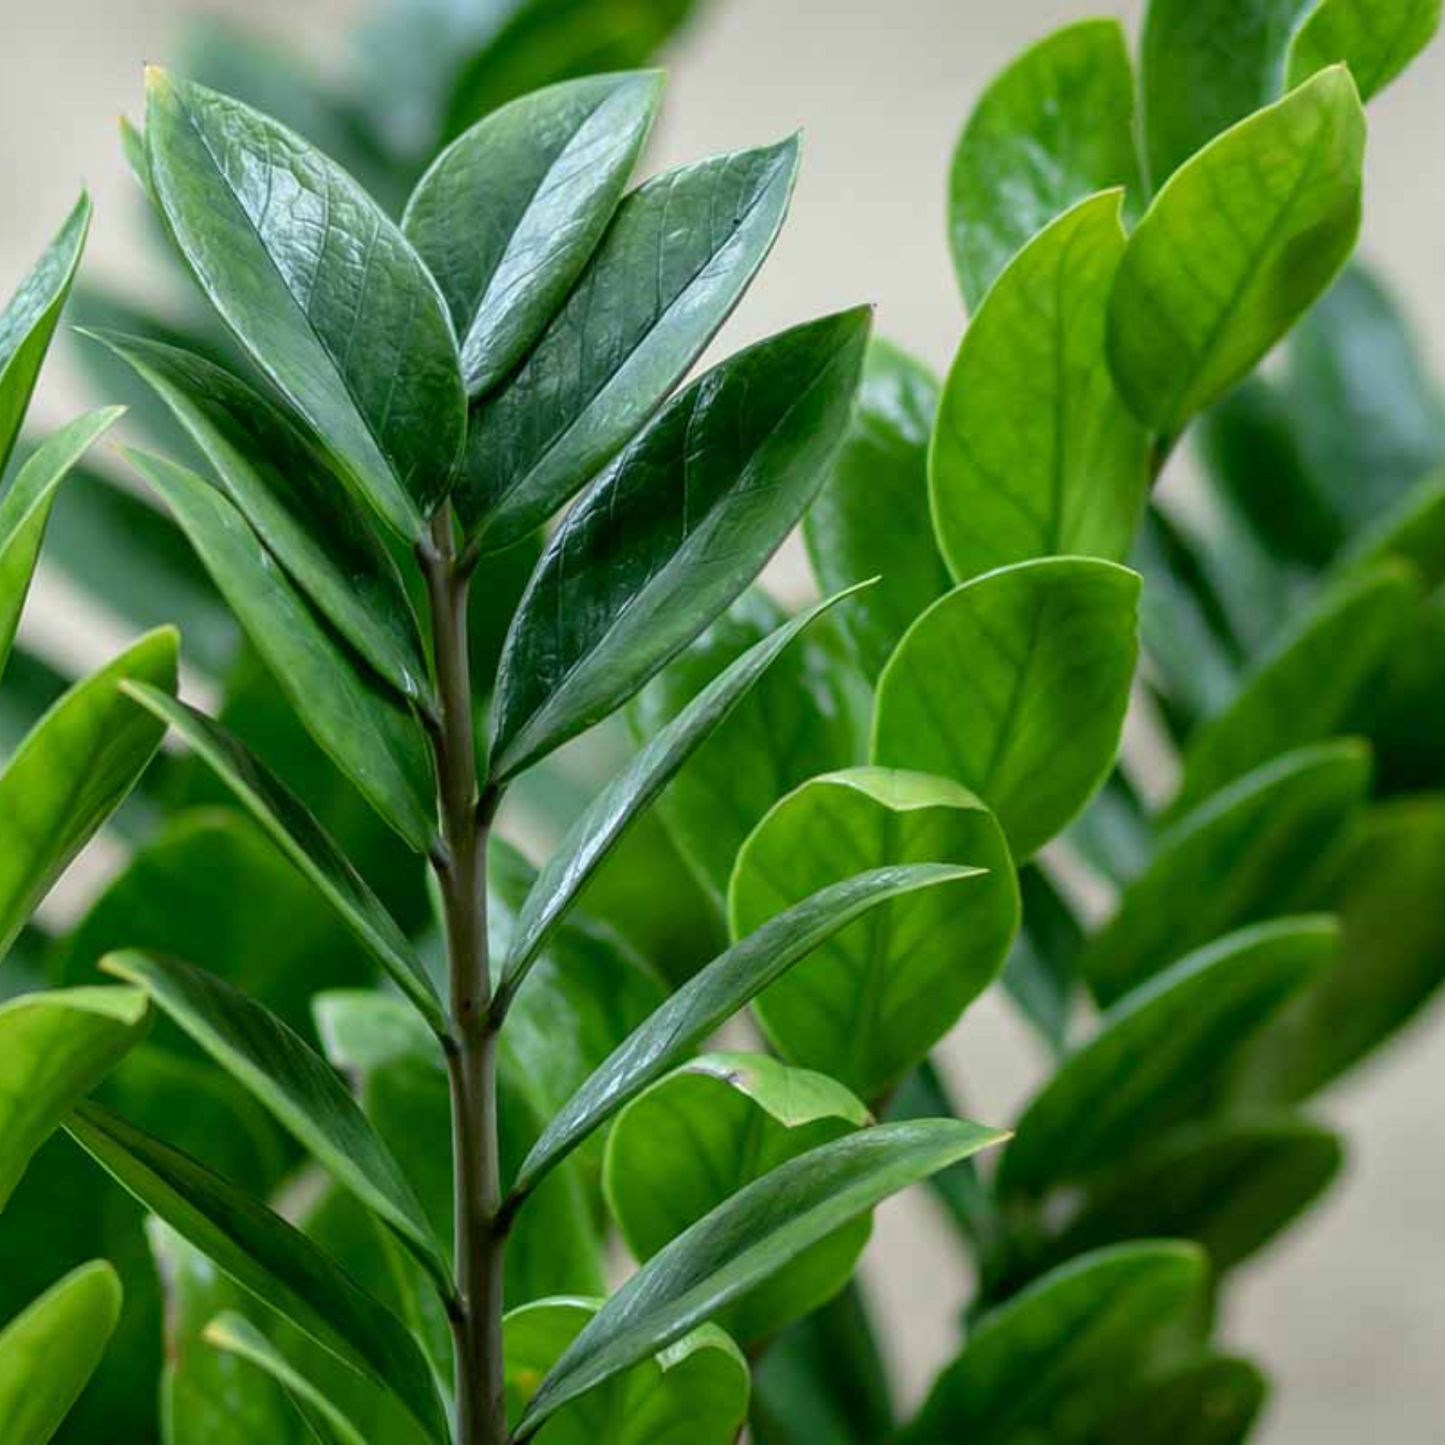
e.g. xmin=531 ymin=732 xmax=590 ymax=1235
xmin=124 ymin=450 xmax=437 ymax=851
xmin=0 ymin=628 xmax=177 ymax=963
xmin=899 ymin=1243 xmax=1207 ymax=1445
xmin=999 ymin=918 xmax=1337 ymax=1199
xmin=871 ymin=557 xmax=1140 ymax=859
xmin=505 ymin=1297 xmax=748 ymax=1445
xmin=0 ymin=987 xmax=150 ymax=1209
xmin=1231 ymin=798 xmax=1445 ymax=1101
xmin=511 ymin=863 xmax=978 ymax=1194
xmin=144 ymin=69 xmax=466 ymax=537
xmin=730 ymin=768 xmax=1018 ymax=1102
xmin=460 ymin=137 xmax=800 ymax=549
xmin=102 ymin=950 xmax=448 ymax=1291
xmin=605 ymin=1053 xmax=871 ymax=1344
xmin=1003 ymin=865 xmax=1083 ymax=1051
xmin=88 ymin=331 xmax=429 ymax=702
xmin=517 ymin=1119 xmax=1006 ymax=1439
xmin=1139 ymin=0 xmax=1314 ymax=187
xmin=1085 ymin=741 xmax=1371 ymax=1005
xmin=0 ymin=194 xmax=89 ymax=478
xmin=123 ymin=686 xmax=442 ymax=1029
xmin=1168 ymin=565 xmax=1418 ymax=818
xmin=932 ymin=193 xmax=1147 ymax=584
xmin=1287 ymin=0 xmax=1442 ymax=98
xmin=490 ymin=307 xmax=870 ymax=780
xmin=1109 ymin=66 xmax=1366 ymax=436
xmin=0 ymin=1263 xmax=122 ymax=1445
xmin=503 ymin=584 xmax=869 ymax=991
xmin=65 ymin=1100 xmax=448 ymax=1443
xmin=404 ymin=72 xmax=661 ymax=398
xmin=804 ymin=339 xmax=949 ymax=681
xmin=204 ymin=1313 xmax=367 ymax=1445
xmin=627 ymin=589 xmax=863 ymax=904
xmin=0 ymin=408 xmax=124 ymax=683
xmin=1092 ymin=1355 xmax=1268 ymax=1445
xmin=947 ymin=20 xmax=1141 ymax=311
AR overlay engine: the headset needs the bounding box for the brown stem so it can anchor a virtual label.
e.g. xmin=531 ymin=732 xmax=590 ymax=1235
xmin=422 ymin=504 xmax=506 ymax=1445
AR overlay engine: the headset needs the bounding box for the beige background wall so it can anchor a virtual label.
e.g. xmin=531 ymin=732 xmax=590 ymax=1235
xmin=3 ymin=2 xmax=1443 ymax=1440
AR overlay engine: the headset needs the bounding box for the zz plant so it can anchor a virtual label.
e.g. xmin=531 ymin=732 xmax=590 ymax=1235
xmin=1 ymin=1 xmax=1443 ymax=1443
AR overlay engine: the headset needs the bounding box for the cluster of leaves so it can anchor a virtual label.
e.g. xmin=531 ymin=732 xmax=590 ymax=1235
xmin=2 ymin=1 xmax=1444 ymax=1443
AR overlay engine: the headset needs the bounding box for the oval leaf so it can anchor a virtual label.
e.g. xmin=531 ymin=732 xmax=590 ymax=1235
xmin=490 ymin=307 xmax=871 ymax=780
xmin=1287 ymin=0 xmax=1442 ymax=99
xmin=1093 ymin=1355 xmax=1268 ymax=1445
xmin=1109 ymin=65 xmax=1366 ymax=436
xmin=872 ymin=557 xmax=1140 ymax=859
xmin=144 ymin=69 xmax=465 ymax=537
xmin=730 ymin=768 xmax=1020 ymax=1102
xmin=404 ymin=72 xmax=662 ymax=398
xmin=931 ymin=192 xmax=1147 ymax=584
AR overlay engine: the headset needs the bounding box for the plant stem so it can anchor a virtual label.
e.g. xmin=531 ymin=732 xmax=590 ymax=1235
xmin=422 ymin=504 xmax=506 ymax=1445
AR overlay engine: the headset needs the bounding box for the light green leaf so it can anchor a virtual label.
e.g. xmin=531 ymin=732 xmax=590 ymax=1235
xmin=871 ymin=557 xmax=1140 ymax=859
xmin=490 ymin=308 xmax=870 ymax=780
xmin=87 ymin=331 xmax=429 ymax=702
xmin=898 ymin=1243 xmax=1208 ymax=1445
xmin=204 ymin=1313 xmax=367 ymax=1445
xmin=0 ymin=193 xmax=89 ymax=477
xmin=932 ymin=193 xmax=1147 ymax=584
xmin=999 ymin=918 xmax=1337 ymax=1199
xmin=404 ymin=72 xmax=661 ymax=399
xmin=1231 ymin=797 xmax=1445 ymax=1101
xmin=460 ymin=137 xmax=800 ymax=549
xmin=102 ymin=950 xmax=449 ymax=1293
xmin=65 ymin=1100 xmax=449 ymax=1443
xmin=0 ymin=1262 xmax=122 ymax=1445
xmin=123 ymin=450 xmax=437 ymax=851
xmin=1092 ymin=1355 xmax=1268 ymax=1445
xmin=1084 ymin=740 xmax=1371 ymax=1005
xmin=1168 ymin=565 xmax=1418 ymax=818
xmin=510 ymin=864 xmax=980 ymax=1195
xmin=0 ymin=628 xmax=177 ymax=963
xmin=730 ymin=768 xmax=1019 ymax=1102
xmin=0 ymin=408 xmax=124 ymax=683
xmin=804 ymin=339 xmax=949 ymax=681
xmin=0 ymin=987 xmax=150 ymax=1209
xmin=1109 ymin=65 xmax=1366 ymax=436
xmin=1287 ymin=0 xmax=1442 ymax=98
xmin=144 ymin=69 xmax=466 ymax=537
xmin=948 ymin=20 xmax=1142 ymax=312
xmin=605 ymin=1053 xmax=871 ymax=1344
xmin=505 ymin=1297 xmax=748 ymax=1445
xmin=517 ymin=1119 xmax=1006 ymax=1440
xmin=503 ymin=585 xmax=870 ymax=992
xmin=118 ymin=687 xmax=442 ymax=1030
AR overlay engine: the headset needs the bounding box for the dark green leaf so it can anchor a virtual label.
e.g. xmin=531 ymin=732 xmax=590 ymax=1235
xmin=120 ymin=686 xmax=442 ymax=1030
xmin=0 ymin=193 xmax=89 ymax=477
xmin=948 ymin=20 xmax=1141 ymax=311
xmin=511 ymin=863 xmax=979 ymax=1194
xmin=124 ymin=450 xmax=437 ymax=851
xmin=0 ymin=629 xmax=177 ymax=962
xmin=0 ymin=1263 xmax=122 ymax=1445
xmin=460 ymin=138 xmax=800 ymax=549
xmin=604 ymin=1052 xmax=871 ymax=1344
xmin=490 ymin=307 xmax=871 ymax=780
xmin=1085 ymin=741 xmax=1371 ymax=1005
xmin=144 ymin=69 xmax=465 ymax=537
xmin=999 ymin=917 xmax=1336 ymax=1199
xmin=1109 ymin=66 xmax=1365 ymax=436
xmin=871 ymin=557 xmax=1140 ymax=859
xmin=803 ymin=338 xmax=949 ymax=681
xmin=730 ymin=768 xmax=1018 ymax=1102
xmin=1002 ymin=865 xmax=1085 ymax=1052
xmin=517 ymin=1119 xmax=1006 ymax=1439
xmin=1287 ymin=0 xmax=1442 ymax=98
xmin=932 ymin=193 xmax=1147 ymax=583
xmin=404 ymin=72 xmax=661 ymax=398
xmin=1092 ymin=1355 xmax=1268 ymax=1445
xmin=65 ymin=1100 xmax=448 ymax=1443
